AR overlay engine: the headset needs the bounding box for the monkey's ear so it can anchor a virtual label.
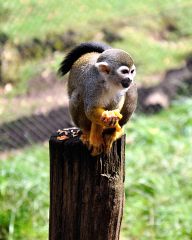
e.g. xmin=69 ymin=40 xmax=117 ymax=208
xmin=95 ymin=62 xmax=110 ymax=74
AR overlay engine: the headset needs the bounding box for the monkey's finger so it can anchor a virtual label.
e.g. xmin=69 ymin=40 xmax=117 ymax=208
xmin=108 ymin=118 xmax=113 ymax=126
xmin=111 ymin=116 xmax=119 ymax=126
xmin=101 ymin=116 xmax=108 ymax=123
xmin=103 ymin=118 xmax=109 ymax=123
xmin=113 ymin=110 xmax=123 ymax=119
xmin=101 ymin=117 xmax=112 ymax=126
xmin=109 ymin=118 xmax=115 ymax=127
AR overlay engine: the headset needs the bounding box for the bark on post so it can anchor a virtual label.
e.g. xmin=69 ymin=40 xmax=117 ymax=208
xmin=49 ymin=128 xmax=125 ymax=240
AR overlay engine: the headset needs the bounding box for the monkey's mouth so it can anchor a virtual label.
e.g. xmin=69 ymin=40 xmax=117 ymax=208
xmin=121 ymin=78 xmax=132 ymax=88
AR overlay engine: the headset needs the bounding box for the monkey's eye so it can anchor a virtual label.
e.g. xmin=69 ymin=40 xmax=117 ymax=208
xmin=130 ymin=69 xmax=135 ymax=74
xmin=121 ymin=69 xmax=129 ymax=74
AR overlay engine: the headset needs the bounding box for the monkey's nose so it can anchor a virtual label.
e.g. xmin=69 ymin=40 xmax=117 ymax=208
xmin=121 ymin=78 xmax=131 ymax=88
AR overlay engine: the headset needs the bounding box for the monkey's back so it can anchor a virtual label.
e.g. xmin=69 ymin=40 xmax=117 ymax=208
xmin=67 ymin=52 xmax=100 ymax=130
xmin=67 ymin=52 xmax=99 ymax=96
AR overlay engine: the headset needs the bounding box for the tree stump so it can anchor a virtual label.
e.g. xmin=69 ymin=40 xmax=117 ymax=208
xmin=49 ymin=128 xmax=125 ymax=240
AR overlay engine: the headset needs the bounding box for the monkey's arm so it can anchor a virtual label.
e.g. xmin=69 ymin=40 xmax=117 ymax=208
xmin=102 ymin=84 xmax=137 ymax=152
xmin=119 ymin=83 xmax=138 ymax=126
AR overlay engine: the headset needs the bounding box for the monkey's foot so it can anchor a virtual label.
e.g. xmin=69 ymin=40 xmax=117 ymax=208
xmin=101 ymin=110 xmax=122 ymax=128
xmin=80 ymin=131 xmax=90 ymax=147
xmin=89 ymin=134 xmax=104 ymax=156
xmin=90 ymin=145 xmax=103 ymax=156
xmin=103 ymin=128 xmax=123 ymax=153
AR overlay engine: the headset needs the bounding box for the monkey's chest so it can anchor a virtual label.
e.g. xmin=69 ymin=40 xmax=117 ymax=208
xmin=99 ymin=90 xmax=125 ymax=111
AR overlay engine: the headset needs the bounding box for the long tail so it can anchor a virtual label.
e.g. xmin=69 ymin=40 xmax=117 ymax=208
xmin=58 ymin=42 xmax=111 ymax=76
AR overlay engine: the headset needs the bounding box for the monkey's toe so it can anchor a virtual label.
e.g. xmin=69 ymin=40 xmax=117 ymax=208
xmin=80 ymin=132 xmax=90 ymax=147
xmin=89 ymin=145 xmax=103 ymax=156
xmin=103 ymin=128 xmax=123 ymax=153
xmin=103 ymin=135 xmax=114 ymax=153
xmin=88 ymin=133 xmax=104 ymax=156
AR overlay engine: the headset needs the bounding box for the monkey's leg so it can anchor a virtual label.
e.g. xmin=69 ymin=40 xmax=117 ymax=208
xmin=89 ymin=123 xmax=104 ymax=156
xmin=101 ymin=109 xmax=123 ymax=153
xmin=103 ymin=127 xmax=123 ymax=153
xmin=80 ymin=130 xmax=90 ymax=147
xmin=86 ymin=107 xmax=122 ymax=155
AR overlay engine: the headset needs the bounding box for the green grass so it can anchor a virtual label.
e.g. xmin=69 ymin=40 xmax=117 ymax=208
xmin=6 ymin=53 xmax=64 ymax=97
xmin=113 ymin=29 xmax=192 ymax=78
xmin=122 ymin=98 xmax=192 ymax=239
xmin=0 ymin=144 xmax=49 ymax=240
xmin=1 ymin=98 xmax=192 ymax=239
xmin=1 ymin=0 xmax=192 ymax=95
xmin=1 ymin=0 xmax=192 ymax=42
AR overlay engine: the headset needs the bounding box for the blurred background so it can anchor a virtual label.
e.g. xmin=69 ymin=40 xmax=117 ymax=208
xmin=0 ymin=0 xmax=192 ymax=239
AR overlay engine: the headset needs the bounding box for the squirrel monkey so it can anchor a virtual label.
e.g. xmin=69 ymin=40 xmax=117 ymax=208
xmin=59 ymin=42 xmax=137 ymax=156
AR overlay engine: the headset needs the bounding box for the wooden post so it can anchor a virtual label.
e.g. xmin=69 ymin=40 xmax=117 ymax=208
xmin=49 ymin=128 xmax=125 ymax=240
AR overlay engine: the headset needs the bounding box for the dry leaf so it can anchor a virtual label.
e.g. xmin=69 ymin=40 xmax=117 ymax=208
xmin=57 ymin=135 xmax=69 ymax=141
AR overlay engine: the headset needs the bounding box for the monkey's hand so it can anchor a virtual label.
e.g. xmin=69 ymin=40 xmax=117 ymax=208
xmin=101 ymin=110 xmax=122 ymax=129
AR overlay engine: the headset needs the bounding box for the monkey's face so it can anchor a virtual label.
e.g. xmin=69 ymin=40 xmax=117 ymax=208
xmin=95 ymin=49 xmax=136 ymax=91
xmin=116 ymin=65 xmax=136 ymax=88
xmin=95 ymin=61 xmax=136 ymax=90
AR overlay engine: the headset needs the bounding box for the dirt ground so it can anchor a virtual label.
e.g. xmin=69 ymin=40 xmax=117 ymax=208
xmin=0 ymin=72 xmax=69 ymax=124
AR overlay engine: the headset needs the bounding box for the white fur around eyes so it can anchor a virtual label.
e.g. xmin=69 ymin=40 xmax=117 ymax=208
xmin=117 ymin=66 xmax=130 ymax=75
xmin=117 ymin=65 xmax=136 ymax=81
